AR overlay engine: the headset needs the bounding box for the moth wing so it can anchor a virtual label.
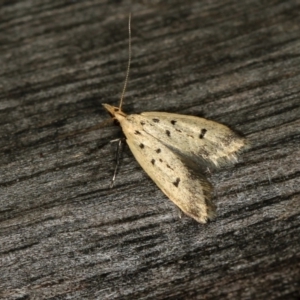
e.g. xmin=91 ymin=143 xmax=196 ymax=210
xmin=121 ymin=120 xmax=215 ymax=223
xmin=139 ymin=112 xmax=248 ymax=168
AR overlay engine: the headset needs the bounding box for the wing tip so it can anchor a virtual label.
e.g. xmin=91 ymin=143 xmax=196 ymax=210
xmin=214 ymin=136 xmax=250 ymax=168
xmin=194 ymin=202 xmax=216 ymax=224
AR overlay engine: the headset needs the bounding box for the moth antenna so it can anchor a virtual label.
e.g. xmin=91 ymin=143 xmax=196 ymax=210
xmin=118 ymin=12 xmax=132 ymax=109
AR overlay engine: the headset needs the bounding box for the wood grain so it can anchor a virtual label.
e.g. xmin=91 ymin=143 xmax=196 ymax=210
xmin=0 ymin=0 xmax=299 ymax=299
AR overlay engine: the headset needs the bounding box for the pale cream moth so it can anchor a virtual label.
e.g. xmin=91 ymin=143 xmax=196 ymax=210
xmin=103 ymin=14 xmax=248 ymax=223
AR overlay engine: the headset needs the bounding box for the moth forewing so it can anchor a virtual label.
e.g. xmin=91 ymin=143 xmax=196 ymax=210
xmin=122 ymin=117 xmax=216 ymax=223
xmin=139 ymin=111 xmax=248 ymax=168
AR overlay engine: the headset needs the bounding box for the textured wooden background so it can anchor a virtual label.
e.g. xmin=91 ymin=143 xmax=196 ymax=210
xmin=1 ymin=0 xmax=299 ymax=299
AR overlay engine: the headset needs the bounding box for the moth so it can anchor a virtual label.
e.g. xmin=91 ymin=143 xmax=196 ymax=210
xmin=103 ymin=14 xmax=248 ymax=223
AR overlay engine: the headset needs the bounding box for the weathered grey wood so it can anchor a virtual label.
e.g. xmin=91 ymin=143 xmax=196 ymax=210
xmin=0 ymin=0 xmax=299 ymax=299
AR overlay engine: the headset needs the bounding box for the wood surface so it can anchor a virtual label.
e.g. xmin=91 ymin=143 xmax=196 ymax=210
xmin=1 ymin=0 xmax=299 ymax=299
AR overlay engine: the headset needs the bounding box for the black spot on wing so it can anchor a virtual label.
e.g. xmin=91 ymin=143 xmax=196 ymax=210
xmin=139 ymin=143 xmax=144 ymax=149
xmin=152 ymin=118 xmax=160 ymax=123
xmin=156 ymin=148 xmax=161 ymax=153
xmin=166 ymin=130 xmax=170 ymax=137
xmin=134 ymin=130 xmax=141 ymax=135
xmin=171 ymin=120 xmax=177 ymax=125
xmin=166 ymin=164 xmax=174 ymax=170
xmin=159 ymin=158 xmax=163 ymax=162
xmin=140 ymin=121 xmax=145 ymax=125
xmin=199 ymin=128 xmax=207 ymax=139
xmin=151 ymin=159 xmax=155 ymax=165
xmin=173 ymin=178 xmax=180 ymax=187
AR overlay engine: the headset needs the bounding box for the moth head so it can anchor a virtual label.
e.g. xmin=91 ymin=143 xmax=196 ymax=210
xmin=103 ymin=104 xmax=127 ymax=120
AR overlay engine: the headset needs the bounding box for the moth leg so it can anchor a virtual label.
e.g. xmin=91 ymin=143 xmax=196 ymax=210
xmin=110 ymin=138 xmax=126 ymax=188
xmin=110 ymin=138 xmax=122 ymax=143
xmin=205 ymin=167 xmax=212 ymax=176
xmin=177 ymin=208 xmax=185 ymax=220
